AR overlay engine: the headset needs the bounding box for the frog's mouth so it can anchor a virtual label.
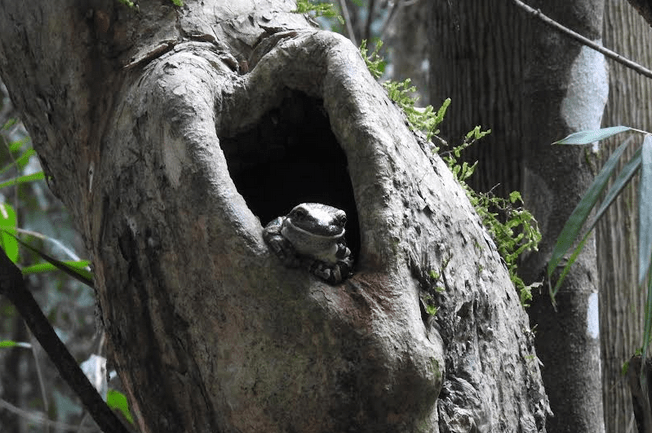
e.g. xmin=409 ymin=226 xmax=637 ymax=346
xmin=284 ymin=219 xmax=346 ymax=239
xmin=219 ymin=90 xmax=360 ymax=260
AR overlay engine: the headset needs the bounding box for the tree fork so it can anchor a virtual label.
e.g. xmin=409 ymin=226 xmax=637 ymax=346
xmin=0 ymin=1 xmax=549 ymax=431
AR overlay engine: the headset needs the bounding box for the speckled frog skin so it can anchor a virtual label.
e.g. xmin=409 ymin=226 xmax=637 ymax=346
xmin=263 ymin=203 xmax=353 ymax=284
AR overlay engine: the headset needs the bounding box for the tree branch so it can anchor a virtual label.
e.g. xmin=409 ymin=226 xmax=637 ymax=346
xmin=512 ymin=0 xmax=652 ymax=80
xmin=0 ymin=249 xmax=130 ymax=433
xmin=364 ymin=0 xmax=376 ymax=42
xmin=338 ymin=0 xmax=358 ymax=46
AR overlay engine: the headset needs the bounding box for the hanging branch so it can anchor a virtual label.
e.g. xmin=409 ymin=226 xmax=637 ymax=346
xmin=0 ymin=248 xmax=130 ymax=433
xmin=512 ymin=0 xmax=652 ymax=80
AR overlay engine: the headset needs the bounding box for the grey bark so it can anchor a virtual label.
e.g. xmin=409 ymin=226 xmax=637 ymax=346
xmin=429 ymin=1 xmax=607 ymax=431
xmin=521 ymin=3 xmax=607 ymax=432
xmin=0 ymin=0 xmax=548 ymax=431
xmin=599 ymin=1 xmax=652 ymax=430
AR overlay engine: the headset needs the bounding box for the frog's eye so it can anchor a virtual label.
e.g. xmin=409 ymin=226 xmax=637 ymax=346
xmin=336 ymin=213 xmax=347 ymax=226
xmin=291 ymin=208 xmax=308 ymax=220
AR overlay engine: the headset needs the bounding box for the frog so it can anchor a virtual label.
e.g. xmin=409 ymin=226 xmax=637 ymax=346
xmin=263 ymin=203 xmax=353 ymax=284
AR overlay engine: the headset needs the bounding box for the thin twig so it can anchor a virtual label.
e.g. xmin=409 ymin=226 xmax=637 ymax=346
xmin=512 ymin=0 xmax=652 ymax=80
xmin=377 ymin=0 xmax=402 ymax=42
xmin=0 ymin=399 xmax=96 ymax=432
xmin=31 ymin=340 xmax=50 ymax=433
xmin=338 ymin=0 xmax=357 ymax=46
xmin=365 ymin=0 xmax=376 ymax=42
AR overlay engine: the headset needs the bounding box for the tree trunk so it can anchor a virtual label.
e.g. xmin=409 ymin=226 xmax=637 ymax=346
xmin=0 ymin=0 xmax=548 ymax=431
xmin=428 ymin=0 xmax=526 ymax=197
xmin=599 ymin=1 xmax=652 ymax=430
xmin=521 ymin=3 xmax=607 ymax=432
xmin=429 ymin=1 xmax=607 ymax=431
xmin=626 ymin=0 xmax=652 ymax=25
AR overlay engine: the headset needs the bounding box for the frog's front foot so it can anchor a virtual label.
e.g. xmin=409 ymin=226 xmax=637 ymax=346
xmin=263 ymin=231 xmax=302 ymax=268
xmin=309 ymin=258 xmax=353 ymax=284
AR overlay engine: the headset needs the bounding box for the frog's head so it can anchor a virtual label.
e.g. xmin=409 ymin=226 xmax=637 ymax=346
xmin=281 ymin=203 xmax=347 ymax=261
xmin=284 ymin=203 xmax=346 ymax=237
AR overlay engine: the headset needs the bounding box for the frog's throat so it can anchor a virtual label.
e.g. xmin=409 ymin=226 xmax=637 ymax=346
xmin=284 ymin=220 xmax=345 ymax=239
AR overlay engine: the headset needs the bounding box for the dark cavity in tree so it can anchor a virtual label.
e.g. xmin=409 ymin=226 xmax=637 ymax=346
xmin=221 ymin=90 xmax=360 ymax=259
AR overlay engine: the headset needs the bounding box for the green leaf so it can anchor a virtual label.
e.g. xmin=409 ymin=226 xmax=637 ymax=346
xmin=107 ymin=389 xmax=134 ymax=424
xmin=2 ymin=119 xmax=17 ymax=130
xmin=5 ymin=232 xmax=94 ymax=288
xmin=0 ymin=340 xmax=30 ymax=348
xmin=0 ymin=203 xmax=18 ymax=263
xmin=548 ymin=138 xmax=632 ymax=278
xmin=550 ymin=230 xmax=592 ymax=299
xmin=553 ymin=126 xmax=634 ymax=145
xmin=21 ymin=260 xmax=91 ymax=276
xmin=586 ymin=140 xmax=641 ymax=233
xmin=6 ymin=136 xmax=30 ymax=155
xmin=0 ymin=148 xmax=36 ymax=176
xmin=0 ymin=171 xmax=45 ymax=189
xmin=639 ymin=136 xmax=652 ymax=285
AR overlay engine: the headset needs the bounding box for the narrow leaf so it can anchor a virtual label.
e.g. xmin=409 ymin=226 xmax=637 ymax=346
xmin=640 ymin=136 xmax=652 ymax=285
xmin=553 ymin=126 xmax=633 ymax=145
xmin=2 ymin=118 xmax=17 ymax=130
xmin=22 ymin=260 xmax=91 ymax=276
xmin=551 ymin=230 xmax=592 ymax=299
xmin=0 ymin=148 xmax=36 ymax=176
xmin=0 ymin=203 xmax=18 ymax=263
xmin=548 ymin=138 xmax=632 ymax=277
xmin=0 ymin=172 xmax=45 ymax=189
xmin=0 ymin=340 xmax=31 ymax=348
xmin=586 ymin=140 xmax=641 ymax=233
xmin=5 ymin=232 xmax=94 ymax=288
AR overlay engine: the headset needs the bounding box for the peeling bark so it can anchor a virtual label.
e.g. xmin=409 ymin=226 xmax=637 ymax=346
xmin=0 ymin=0 xmax=548 ymax=431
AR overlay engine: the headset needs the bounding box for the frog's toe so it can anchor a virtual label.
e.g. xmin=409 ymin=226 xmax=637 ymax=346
xmin=309 ymin=261 xmax=342 ymax=284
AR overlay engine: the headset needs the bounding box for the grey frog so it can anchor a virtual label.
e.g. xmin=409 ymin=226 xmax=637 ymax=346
xmin=263 ymin=203 xmax=353 ymax=284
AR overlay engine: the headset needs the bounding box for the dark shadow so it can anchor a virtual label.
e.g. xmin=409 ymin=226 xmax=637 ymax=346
xmin=220 ymin=90 xmax=360 ymax=259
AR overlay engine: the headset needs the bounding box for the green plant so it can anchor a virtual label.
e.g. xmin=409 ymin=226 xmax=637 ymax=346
xmin=107 ymin=388 xmax=135 ymax=424
xmin=549 ymin=127 xmax=646 ymax=296
xmin=360 ymin=40 xmax=450 ymax=142
xmin=0 ymin=118 xmax=125 ymax=428
xmin=442 ymin=129 xmax=542 ymax=305
xmin=294 ymin=0 xmax=343 ymax=22
xmin=550 ymin=125 xmax=652 ymax=420
xmin=359 ymin=39 xmax=386 ymax=79
xmin=359 ymin=41 xmax=541 ymax=306
xmin=550 ymin=126 xmax=652 ymax=350
xmin=117 ymin=0 xmax=136 ymax=8
xmin=0 ymin=120 xmax=91 ymax=283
